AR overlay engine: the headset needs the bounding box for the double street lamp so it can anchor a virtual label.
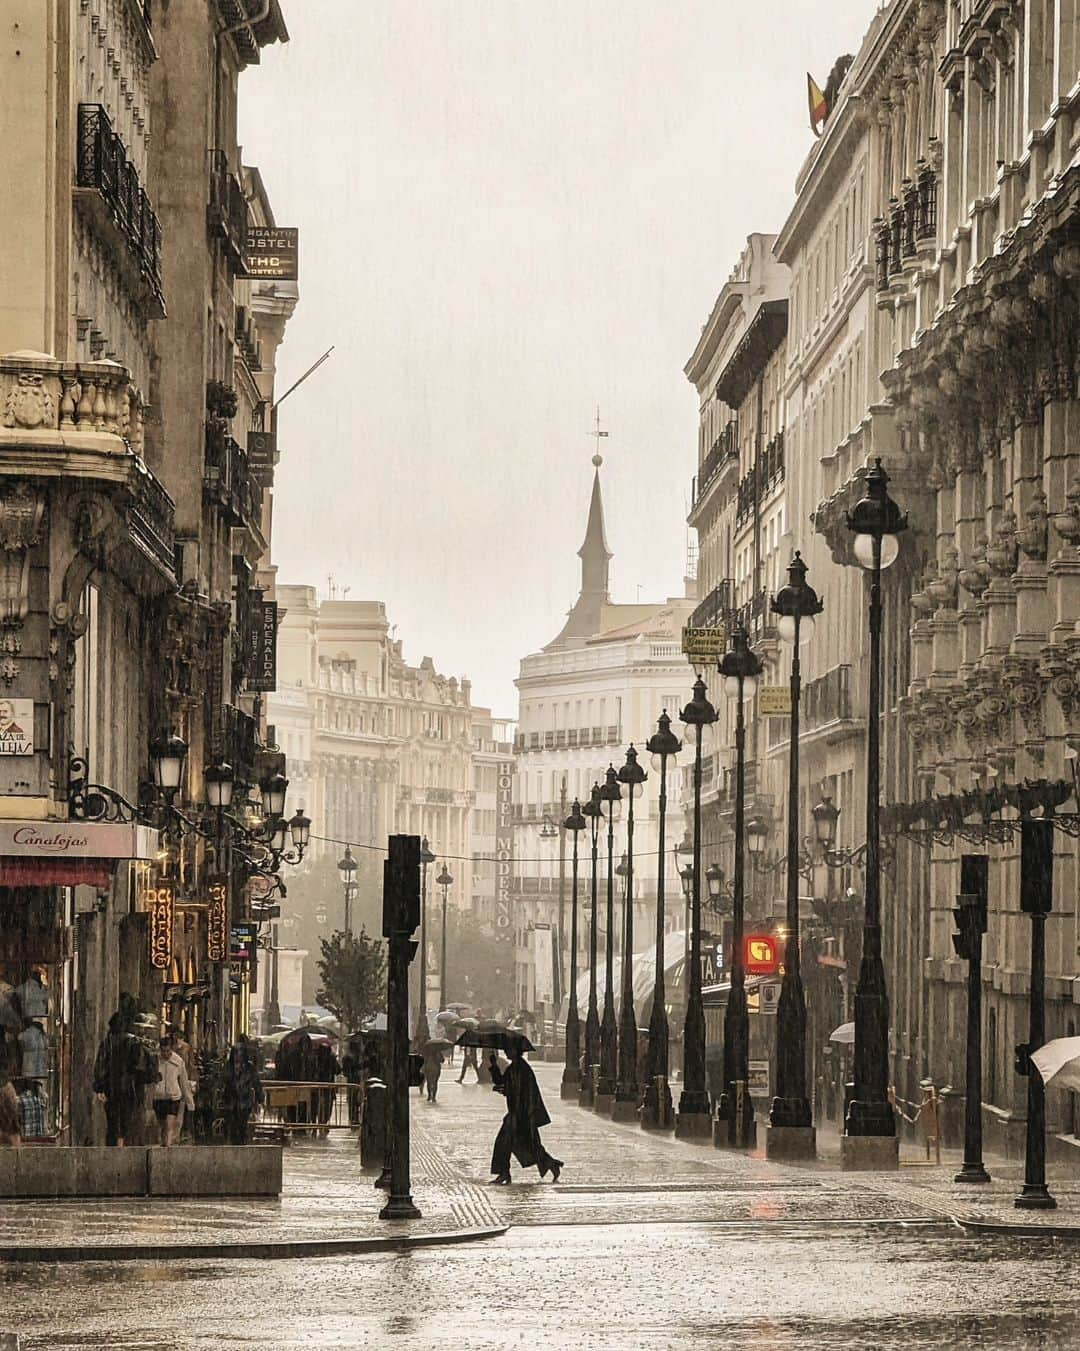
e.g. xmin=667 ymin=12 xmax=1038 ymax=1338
xmin=717 ymin=626 xmax=763 ymax=1149
xmin=580 ymin=782 xmax=603 ymax=1107
xmin=767 ymin=552 xmax=823 ymax=1160
xmin=675 ymin=676 xmax=717 ymax=1139
xmin=560 ymin=800 xmax=588 ymax=1101
xmin=595 ymin=766 xmax=622 ymax=1112
xmin=843 ymin=457 xmax=906 ymax=1167
xmin=337 ymin=846 xmax=358 ymax=935
xmin=613 ymin=746 xmax=647 ymax=1121
xmin=642 ymin=711 xmax=681 ymax=1131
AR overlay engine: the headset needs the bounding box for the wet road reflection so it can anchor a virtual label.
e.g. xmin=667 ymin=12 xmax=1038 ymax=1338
xmin=4 ymin=1222 xmax=1080 ymax=1349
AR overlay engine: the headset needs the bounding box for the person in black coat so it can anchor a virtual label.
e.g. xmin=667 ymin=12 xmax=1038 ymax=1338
xmin=489 ymin=1044 xmax=562 ymax=1184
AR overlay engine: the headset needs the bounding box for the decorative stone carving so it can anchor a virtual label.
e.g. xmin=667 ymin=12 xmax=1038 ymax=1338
xmin=0 ymin=482 xmax=45 ymax=630
xmin=1016 ymin=488 xmax=1049 ymax=561
xmin=1050 ymin=483 xmax=1080 ymax=549
xmin=1003 ymin=654 xmax=1045 ymax=737
xmin=985 ymin=513 xmax=1018 ymax=577
xmin=3 ymin=373 xmax=55 ymax=430
xmin=928 ymin=546 xmax=960 ymax=606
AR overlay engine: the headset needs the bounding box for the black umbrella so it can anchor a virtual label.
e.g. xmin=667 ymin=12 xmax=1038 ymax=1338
xmin=455 ymin=1028 xmax=535 ymax=1054
xmin=423 ymin=1037 xmax=454 ymax=1052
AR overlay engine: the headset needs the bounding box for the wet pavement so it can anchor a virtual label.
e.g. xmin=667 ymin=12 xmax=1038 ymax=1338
xmin=5 ymin=1064 xmax=1080 ymax=1348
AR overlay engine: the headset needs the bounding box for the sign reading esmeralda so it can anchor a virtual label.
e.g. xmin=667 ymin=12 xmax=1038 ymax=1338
xmin=244 ymin=226 xmax=299 ymax=280
xmin=682 ymin=626 xmax=726 ymax=659
xmin=759 ymin=685 xmax=792 ymax=717
xmin=248 ymin=600 xmax=278 ymax=692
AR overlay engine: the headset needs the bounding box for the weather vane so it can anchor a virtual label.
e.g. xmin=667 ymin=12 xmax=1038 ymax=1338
xmin=588 ymin=405 xmax=608 ymax=467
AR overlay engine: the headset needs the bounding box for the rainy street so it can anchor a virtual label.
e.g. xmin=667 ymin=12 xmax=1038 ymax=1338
xmin=5 ymin=1065 xmax=1080 ymax=1350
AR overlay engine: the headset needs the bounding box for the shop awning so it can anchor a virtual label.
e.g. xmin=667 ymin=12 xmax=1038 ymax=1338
xmin=0 ymin=858 xmax=113 ymax=888
xmin=0 ymin=819 xmax=157 ymax=888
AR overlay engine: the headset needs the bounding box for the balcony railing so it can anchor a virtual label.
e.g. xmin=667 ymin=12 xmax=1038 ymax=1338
xmin=125 ymin=457 xmax=177 ymax=579
xmin=691 ymin=420 xmax=738 ymax=507
xmin=802 ymin=663 xmax=853 ymax=731
xmin=875 ymin=165 xmax=936 ymax=293
xmin=690 ymin=578 xmax=734 ymax=631
xmin=75 ymin=104 xmax=163 ymax=309
xmin=735 ymin=434 xmax=785 ymax=526
xmin=204 ymin=422 xmax=261 ymax=531
xmin=208 ymin=149 xmax=247 ymax=269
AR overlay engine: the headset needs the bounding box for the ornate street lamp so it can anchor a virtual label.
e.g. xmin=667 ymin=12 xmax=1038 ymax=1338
xmin=579 ymin=783 xmax=603 ymax=1107
xmin=717 ymin=626 xmax=763 ymax=1149
xmin=642 ymin=711 xmax=681 ymax=1130
xmin=613 ymin=746 xmax=647 ymax=1120
xmin=204 ymin=759 xmax=235 ymax=811
xmin=437 ymin=864 xmax=453 ymax=1012
xmin=560 ymin=800 xmax=588 ymax=1101
xmin=844 ymin=456 xmax=906 ymax=1165
xmin=595 ymin=765 xmax=623 ymax=1112
xmin=413 ymin=837 xmax=436 ymax=1043
xmin=337 ymin=846 xmax=358 ymax=935
xmin=150 ymin=733 xmax=188 ymax=799
xmin=260 ymin=770 xmax=288 ymax=821
xmin=676 ymin=676 xmax=718 ymax=1138
xmin=288 ymin=809 xmax=312 ymax=850
xmin=767 ymin=551 xmax=823 ymax=1160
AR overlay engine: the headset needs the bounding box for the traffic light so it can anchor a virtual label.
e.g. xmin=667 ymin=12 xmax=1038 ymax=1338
xmin=953 ymin=854 xmax=988 ymax=960
xmin=382 ymin=835 xmax=421 ymax=936
xmin=1020 ymin=819 xmax=1054 ymax=916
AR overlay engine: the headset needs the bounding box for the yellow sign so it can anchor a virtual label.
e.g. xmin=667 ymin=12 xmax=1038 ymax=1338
xmin=148 ymin=882 xmax=174 ymax=971
xmin=759 ymin=685 xmax=792 ymax=716
xmin=207 ymin=877 xmax=229 ymax=963
xmin=682 ymin=625 xmax=726 ymax=659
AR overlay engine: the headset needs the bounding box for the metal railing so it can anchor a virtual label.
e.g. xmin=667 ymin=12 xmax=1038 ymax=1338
xmin=208 ymin=149 xmax=247 ymax=268
xmin=76 ymin=104 xmax=163 ymax=303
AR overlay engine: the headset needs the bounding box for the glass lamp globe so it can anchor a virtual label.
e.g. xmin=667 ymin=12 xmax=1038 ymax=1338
xmin=777 ymin=613 xmax=815 ymax=645
xmin=854 ymin=532 xmax=900 ymax=570
xmin=683 ymin=721 xmax=714 ymax=750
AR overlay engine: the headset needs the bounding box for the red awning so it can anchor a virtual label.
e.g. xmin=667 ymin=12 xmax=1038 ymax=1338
xmin=0 ymin=858 xmax=115 ymax=888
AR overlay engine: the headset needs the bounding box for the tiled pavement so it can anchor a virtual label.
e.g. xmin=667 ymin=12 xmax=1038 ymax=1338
xmin=3 ymin=1059 xmax=1080 ymax=1260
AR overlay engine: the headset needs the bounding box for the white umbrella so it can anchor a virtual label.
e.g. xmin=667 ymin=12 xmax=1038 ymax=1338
xmin=829 ymin=1021 xmax=855 ymax=1045
xmin=1031 ymin=1036 xmax=1080 ymax=1090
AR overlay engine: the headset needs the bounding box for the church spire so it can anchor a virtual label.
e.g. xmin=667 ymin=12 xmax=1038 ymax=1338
xmin=546 ymin=429 xmax=613 ymax=649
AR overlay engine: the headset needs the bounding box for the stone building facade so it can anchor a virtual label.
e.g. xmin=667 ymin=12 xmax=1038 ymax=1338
xmin=0 ymin=0 xmax=299 ymax=1144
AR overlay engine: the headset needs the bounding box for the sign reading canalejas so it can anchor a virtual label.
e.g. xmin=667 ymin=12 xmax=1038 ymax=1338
xmin=148 ymin=881 xmax=174 ymax=971
xmin=0 ymin=821 xmax=156 ymax=858
xmin=244 ymin=226 xmax=299 ymax=280
xmin=207 ymin=876 xmax=229 ymax=962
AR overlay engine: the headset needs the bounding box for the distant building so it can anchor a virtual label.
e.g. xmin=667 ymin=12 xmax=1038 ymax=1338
xmin=513 ymin=458 xmax=695 ymax=1029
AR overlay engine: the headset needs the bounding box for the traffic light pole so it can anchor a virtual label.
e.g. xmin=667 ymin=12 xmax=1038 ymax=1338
xmin=953 ymin=855 xmax=990 ymax=1184
xmin=380 ymin=834 xmax=422 ymax=1221
xmin=1016 ymin=819 xmax=1056 ymax=1211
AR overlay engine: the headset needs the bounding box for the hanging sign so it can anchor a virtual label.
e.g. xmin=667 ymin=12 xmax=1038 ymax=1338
xmin=148 ymin=882 xmax=174 ymax=970
xmin=682 ymin=626 xmax=726 ymax=659
xmin=248 ymin=599 xmax=278 ymax=692
xmin=744 ymin=932 xmax=779 ymax=975
xmin=758 ymin=686 xmax=792 ymax=716
xmin=495 ymin=759 xmax=514 ymax=932
xmin=230 ymin=922 xmax=258 ymax=962
xmin=243 ymin=226 xmax=299 ymax=280
xmin=207 ymin=876 xmax=229 ymax=962
xmin=758 ymin=979 xmax=782 ymax=1015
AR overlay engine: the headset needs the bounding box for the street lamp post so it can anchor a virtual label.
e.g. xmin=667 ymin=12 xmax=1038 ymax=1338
xmin=642 ymin=712 xmax=681 ymax=1131
xmin=561 ymin=800 xmax=588 ymax=1101
xmin=717 ymin=627 xmax=763 ymax=1150
xmin=579 ymin=783 xmax=603 ymax=1108
xmin=436 ymin=864 xmax=453 ymax=1013
xmin=843 ymin=456 xmax=906 ymax=1170
xmin=613 ymin=746 xmax=647 ymax=1121
xmin=413 ymin=837 xmax=435 ymax=1044
xmin=337 ymin=847 xmax=358 ymax=935
xmin=676 ymin=677 xmax=718 ymax=1139
xmin=767 ymin=552 xmax=823 ymax=1162
xmin=1016 ymin=818 xmax=1056 ymax=1209
xmin=595 ymin=765 xmax=622 ymax=1113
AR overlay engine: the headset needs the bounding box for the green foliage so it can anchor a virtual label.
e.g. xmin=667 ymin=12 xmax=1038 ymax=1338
xmin=316 ymin=927 xmax=387 ymax=1036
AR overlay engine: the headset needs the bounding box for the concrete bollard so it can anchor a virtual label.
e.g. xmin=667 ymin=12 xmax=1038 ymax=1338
xmin=360 ymin=1078 xmax=388 ymax=1173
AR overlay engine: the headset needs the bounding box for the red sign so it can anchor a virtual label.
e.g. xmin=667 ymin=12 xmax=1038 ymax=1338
xmin=148 ymin=882 xmax=174 ymax=970
xmin=744 ymin=932 xmax=779 ymax=975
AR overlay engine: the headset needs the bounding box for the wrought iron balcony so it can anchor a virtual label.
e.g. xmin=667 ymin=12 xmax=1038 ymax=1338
xmin=691 ymin=420 xmax=739 ymax=508
xmin=208 ymin=149 xmax=247 ymax=270
xmin=204 ymin=422 xmax=261 ymax=531
xmin=802 ymin=663 xmax=854 ymax=732
xmin=75 ymin=105 xmax=164 ymax=312
xmin=690 ymin=579 xmax=734 ymax=630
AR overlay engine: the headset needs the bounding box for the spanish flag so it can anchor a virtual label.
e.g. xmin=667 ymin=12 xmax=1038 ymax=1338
xmin=808 ymin=73 xmax=829 ymax=137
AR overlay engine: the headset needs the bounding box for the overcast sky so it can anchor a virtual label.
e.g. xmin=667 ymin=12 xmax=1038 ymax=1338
xmin=239 ymin=1 xmax=878 ymax=717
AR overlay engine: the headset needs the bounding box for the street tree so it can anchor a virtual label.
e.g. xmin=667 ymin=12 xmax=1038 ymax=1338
xmin=316 ymin=928 xmax=387 ymax=1036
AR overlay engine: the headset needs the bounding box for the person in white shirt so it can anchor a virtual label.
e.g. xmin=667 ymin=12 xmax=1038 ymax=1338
xmin=151 ymin=1037 xmax=194 ymax=1146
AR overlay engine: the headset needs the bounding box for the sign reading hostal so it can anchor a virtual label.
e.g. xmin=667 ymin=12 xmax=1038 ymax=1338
xmin=682 ymin=626 xmax=726 ymax=660
xmin=244 ymin=226 xmax=299 ymax=280
xmin=248 ymin=599 xmax=277 ymax=693
xmin=0 ymin=699 xmax=33 ymax=755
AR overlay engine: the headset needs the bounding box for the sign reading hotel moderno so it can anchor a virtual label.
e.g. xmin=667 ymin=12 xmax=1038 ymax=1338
xmin=495 ymin=759 xmax=514 ymax=933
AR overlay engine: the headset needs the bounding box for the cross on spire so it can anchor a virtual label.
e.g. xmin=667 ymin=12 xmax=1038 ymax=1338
xmin=588 ymin=405 xmax=608 ymax=467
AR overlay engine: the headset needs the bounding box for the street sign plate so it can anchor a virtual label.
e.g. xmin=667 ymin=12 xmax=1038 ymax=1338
xmin=758 ymin=979 xmax=781 ymax=1015
xmin=682 ymin=625 xmax=726 ymax=659
xmin=759 ymin=685 xmax=792 ymax=716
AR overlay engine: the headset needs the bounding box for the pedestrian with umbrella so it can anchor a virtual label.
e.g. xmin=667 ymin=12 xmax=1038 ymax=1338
xmin=458 ymin=1028 xmax=562 ymax=1184
xmin=455 ymin=1018 xmax=480 ymax=1083
xmin=422 ymin=1037 xmax=452 ymax=1104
